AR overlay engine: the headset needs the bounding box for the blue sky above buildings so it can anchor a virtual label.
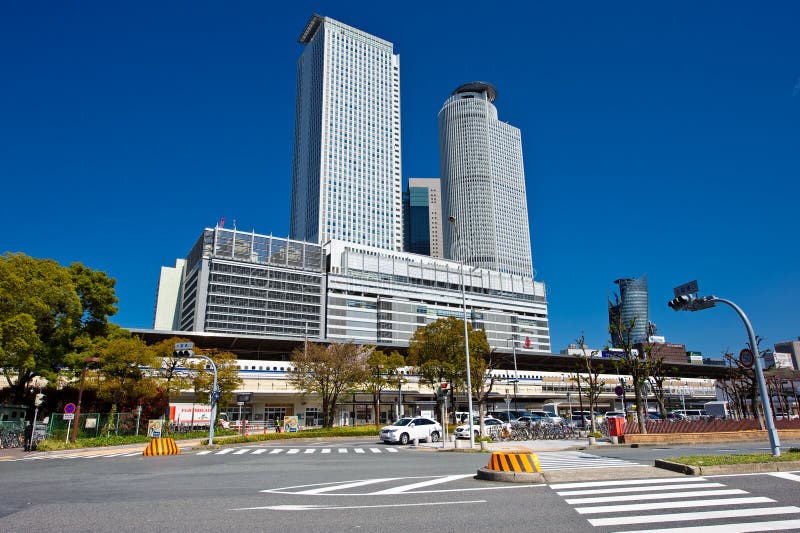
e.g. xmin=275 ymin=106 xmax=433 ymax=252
xmin=1 ymin=1 xmax=798 ymax=358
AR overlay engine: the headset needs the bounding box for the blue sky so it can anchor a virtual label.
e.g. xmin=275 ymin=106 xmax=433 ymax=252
xmin=2 ymin=1 xmax=798 ymax=359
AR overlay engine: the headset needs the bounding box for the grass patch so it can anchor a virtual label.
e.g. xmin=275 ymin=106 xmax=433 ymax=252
xmin=666 ymin=451 xmax=800 ymax=466
xmin=202 ymin=426 xmax=380 ymax=445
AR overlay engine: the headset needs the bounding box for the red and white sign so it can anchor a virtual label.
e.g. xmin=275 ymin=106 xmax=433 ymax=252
xmin=739 ymin=349 xmax=755 ymax=368
xmin=64 ymin=403 xmax=76 ymax=414
xmin=169 ymin=403 xmax=212 ymax=426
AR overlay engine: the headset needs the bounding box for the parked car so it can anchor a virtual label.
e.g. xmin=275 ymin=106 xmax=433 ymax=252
xmin=379 ymin=416 xmax=442 ymax=445
xmin=454 ymin=417 xmax=507 ymax=439
xmin=604 ymin=411 xmax=626 ymax=421
xmin=669 ymin=409 xmax=705 ymax=421
xmin=487 ymin=410 xmax=530 ymax=423
xmin=530 ymin=410 xmax=563 ymax=424
xmin=513 ymin=414 xmax=544 ymax=427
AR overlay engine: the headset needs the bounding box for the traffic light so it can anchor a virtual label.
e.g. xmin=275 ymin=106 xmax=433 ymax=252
xmin=34 ymin=393 xmax=44 ymax=406
xmin=437 ymin=382 xmax=449 ymax=399
xmin=668 ymin=294 xmax=694 ymax=311
xmin=173 ymin=349 xmax=195 ymax=358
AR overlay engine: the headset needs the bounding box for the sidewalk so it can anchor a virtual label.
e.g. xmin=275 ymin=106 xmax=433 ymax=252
xmin=416 ymin=437 xmax=614 ymax=452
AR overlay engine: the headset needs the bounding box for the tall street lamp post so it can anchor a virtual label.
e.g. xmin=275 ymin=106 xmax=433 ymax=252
xmin=71 ymin=356 xmax=100 ymax=443
xmin=448 ymin=216 xmax=475 ymax=447
xmin=669 ymin=289 xmax=781 ymax=456
xmin=506 ymin=338 xmax=519 ymax=411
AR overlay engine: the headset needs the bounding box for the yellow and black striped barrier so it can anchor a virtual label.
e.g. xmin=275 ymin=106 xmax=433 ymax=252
xmin=143 ymin=437 xmax=181 ymax=456
xmin=486 ymin=452 xmax=541 ymax=473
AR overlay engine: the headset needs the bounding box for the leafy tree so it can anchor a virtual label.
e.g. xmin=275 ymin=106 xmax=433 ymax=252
xmin=189 ymin=349 xmax=242 ymax=410
xmin=363 ymin=349 xmax=405 ymax=428
xmin=469 ymin=347 xmax=502 ymax=436
xmin=288 ymin=342 xmax=370 ymax=428
xmin=150 ymin=337 xmax=195 ymax=421
xmin=407 ymin=316 xmax=490 ymax=418
xmin=95 ymin=329 xmax=158 ymax=412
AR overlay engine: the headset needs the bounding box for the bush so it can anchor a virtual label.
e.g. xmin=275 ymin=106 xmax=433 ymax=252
xmin=588 ymin=431 xmax=602 ymax=438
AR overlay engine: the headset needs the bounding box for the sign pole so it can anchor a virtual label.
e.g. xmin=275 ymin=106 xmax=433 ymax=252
xmin=65 ymin=420 xmax=71 ymax=444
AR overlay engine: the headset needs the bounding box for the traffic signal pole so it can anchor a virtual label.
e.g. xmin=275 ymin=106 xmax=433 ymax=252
xmin=174 ymin=345 xmax=219 ymax=446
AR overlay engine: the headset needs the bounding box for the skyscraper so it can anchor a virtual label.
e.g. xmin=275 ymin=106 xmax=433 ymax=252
xmin=439 ymin=81 xmax=534 ymax=278
xmin=290 ymin=14 xmax=403 ymax=251
xmin=609 ymin=275 xmax=649 ymax=347
xmin=403 ymin=177 xmax=443 ymax=257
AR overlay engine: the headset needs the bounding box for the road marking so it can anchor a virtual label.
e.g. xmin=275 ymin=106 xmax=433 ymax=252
xmin=304 ymin=449 xmax=316 ymax=454
xmin=286 ymin=449 xmax=300 ymax=455
xmin=338 ymin=448 xmax=348 ymax=453
xmin=370 ymin=474 xmax=474 ymax=495
xmin=369 ymin=448 xmax=382 ymax=453
xmin=574 ymin=496 xmax=775 ymax=514
xmin=556 ymin=482 xmax=725 ymax=496
xmin=769 ymin=472 xmax=800 ymax=483
xmin=122 ymin=452 xmax=141 ymax=456
xmin=386 ymin=448 xmax=398 ymax=453
xmin=619 ymin=519 xmax=800 ymax=533
xmin=196 ymin=451 xmax=212 ymax=455
xmin=230 ymin=500 xmax=487 ymax=512
xmin=269 ymin=449 xmax=283 ymax=454
xmin=550 ymin=477 xmax=705 ymax=490
xmin=535 ymin=451 xmax=643 ymax=470
xmin=295 ymin=477 xmax=403 ymax=495
xmin=233 ymin=449 xmax=250 ymax=455
xmin=588 ymin=506 xmax=800 ymax=527
xmin=321 ymin=448 xmax=331 ymax=454
xmin=354 ymin=448 xmax=365 ymax=454
xmin=251 ymin=448 xmax=267 ymax=454
xmin=566 ymin=488 xmax=748 ymax=505
xmin=216 ymin=449 xmax=234 ymax=455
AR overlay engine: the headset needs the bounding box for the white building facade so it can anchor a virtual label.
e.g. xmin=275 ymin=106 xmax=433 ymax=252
xmin=290 ymin=14 xmax=403 ymax=251
xmin=439 ymin=82 xmax=534 ymax=278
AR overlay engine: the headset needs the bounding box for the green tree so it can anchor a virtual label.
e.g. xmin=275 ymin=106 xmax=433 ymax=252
xmin=363 ymin=349 xmax=405 ymax=428
xmin=189 ymin=349 xmax=243 ymax=411
xmin=469 ymin=347 xmax=502 ymax=437
xmin=288 ymin=342 xmax=370 ymax=428
xmin=151 ymin=337 xmax=195 ymax=421
xmin=95 ymin=329 xmax=158 ymax=412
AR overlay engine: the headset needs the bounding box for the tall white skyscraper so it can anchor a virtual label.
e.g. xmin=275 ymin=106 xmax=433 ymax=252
xmin=439 ymin=82 xmax=534 ymax=278
xmin=290 ymin=14 xmax=403 ymax=251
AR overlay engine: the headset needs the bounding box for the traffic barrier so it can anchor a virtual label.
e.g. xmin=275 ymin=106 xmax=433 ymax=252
xmin=143 ymin=437 xmax=181 ymax=456
xmin=486 ymin=452 xmax=540 ymax=473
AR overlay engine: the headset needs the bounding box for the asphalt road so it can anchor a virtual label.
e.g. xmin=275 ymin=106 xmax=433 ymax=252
xmin=3 ymin=439 xmax=800 ymax=532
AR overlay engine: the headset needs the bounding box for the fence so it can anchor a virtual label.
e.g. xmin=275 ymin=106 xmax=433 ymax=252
xmin=622 ymin=418 xmax=800 ymax=434
xmin=47 ymin=412 xmax=146 ymax=441
xmin=0 ymin=421 xmax=26 ymax=449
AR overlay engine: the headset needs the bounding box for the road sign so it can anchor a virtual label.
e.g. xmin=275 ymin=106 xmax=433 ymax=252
xmin=64 ymin=403 xmax=76 ymax=414
xmin=739 ymin=349 xmax=755 ymax=368
xmin=614 ymin=385 xmax=624 ymax=397
xmin=174 ymin=342 xmax=194 ymax=350
xmin=63 ymin=413 xmax=75 ymax=420
xmin=673 ymin=280 xmax=699 ymax=298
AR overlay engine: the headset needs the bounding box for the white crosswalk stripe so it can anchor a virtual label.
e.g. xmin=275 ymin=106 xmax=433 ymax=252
xmin=554 ymin=476 xmax=800 ymax=532
xmin=203 ymin=446 xmax=400 ymax=457
xmin=536 ymin=451 xmax=640 ymax=470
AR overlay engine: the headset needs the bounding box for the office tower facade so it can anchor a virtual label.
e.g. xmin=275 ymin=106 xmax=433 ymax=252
xmin=403 ymin=177 xmax=443 ymax=257
xmin=609 ymin=275 xmax=649 ymax=347
xmin=290 ymin=14 xmax=403 ymax=251
xmin=439 ymin=81 xmax=534 ymax=278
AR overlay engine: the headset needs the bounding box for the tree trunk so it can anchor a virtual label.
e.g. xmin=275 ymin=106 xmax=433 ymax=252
xmin=634 ymin=387 xmax=647 ymax=434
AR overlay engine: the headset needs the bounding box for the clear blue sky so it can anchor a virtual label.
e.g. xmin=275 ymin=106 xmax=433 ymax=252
xmin=2 ymin=1 xmax=798 ymax=359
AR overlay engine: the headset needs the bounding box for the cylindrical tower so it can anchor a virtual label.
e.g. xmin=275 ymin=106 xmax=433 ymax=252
xmin=438 ymin=82 xmax=533 ymax=278
xmin=615 ymin=275 xmax=649 ymax=344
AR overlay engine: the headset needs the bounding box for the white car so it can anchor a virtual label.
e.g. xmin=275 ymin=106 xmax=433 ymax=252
xmin=379 ymin=417 xmax=442 ymax=445
xmin=454 ymin=417 xmax=508 ymax=439
xmin=530 ymin=410 xmax=563 ymax=424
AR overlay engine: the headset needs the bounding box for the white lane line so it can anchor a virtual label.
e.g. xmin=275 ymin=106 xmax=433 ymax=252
xmin=123 ymin=452 xmax=141 ymax=457
xmin=233 ymin=449 xmax=250 ymax=455
xmin=286 ymin=449 xmax=300 ymax=455
xmin=102 ymin=453 xmax=127 ymax=458
xmin=216 ymin=449 xmax=234 ymax=455
xmin=616 ymin=518 xmax=800 ymax=533
xmin=338 ymin=448 xmax=348 ymax=453
xmin=354 ymin=448 xmax=365 ymax=454
xmin=251 ymin=449 xmax=267 ymax=455
xmin=590 ymin=506 xmax=800 ymax=526
xmin=769 ymin=472 xmax=800 ymax=483
xmin=370 ymin=474 xmax=475 ymax=495
xmin=296 ymin=477 xmax=404 ymax=495
xmin=566 ymin=488 xmax=748 ymax=505
xmin=304 ymin=449 xmax=316 ymax=454
xmin=369 ymin=448 xmax=382 ymax=454
xmin=269 ymin=449 xmax=283 ymax=454
xmin=321 ymin=449 xmax=331 ymax=454
xmin=550 ymin=477 xmax=705 ymax=490
xmin=231 ymin=500 xmax=487 ymax=511
xmin=557 ymin=482 xmax=725 ymax=496
xmin=196 ymin=451 xmax=212 ymax=455
xmin=386 ymin=448 xmax=398 ymax=453
xmin=575 ymin=496 xmax=775 ymax=515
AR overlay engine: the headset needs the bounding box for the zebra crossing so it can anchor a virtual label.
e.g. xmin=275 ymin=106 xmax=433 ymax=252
xmin=535 ymin=451 xmax=641 ymax=471
xmin=194 ymin=446 xmax=401 ymax=456
xmin=551 ymin=476 xmax=800 ymax=531
xmin=1 ymin=451 xmax=144 ymax=462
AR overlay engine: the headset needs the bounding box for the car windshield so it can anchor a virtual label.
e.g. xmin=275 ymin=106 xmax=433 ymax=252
xmin=392 ymin=418 xmax=414 ymax=426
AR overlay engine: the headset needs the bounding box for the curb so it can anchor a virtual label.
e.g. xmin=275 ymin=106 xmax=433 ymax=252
xmin=476 ymin=467 xmax=544 ymax=483
xmin=655 ymin=459 xmax=800 ymax=476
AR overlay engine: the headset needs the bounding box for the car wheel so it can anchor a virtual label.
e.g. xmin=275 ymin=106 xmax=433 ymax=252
xmin=399 ymin=433 xmax=409 ymax=445
xmin=430 ymin=431 xmax=440 ymax=443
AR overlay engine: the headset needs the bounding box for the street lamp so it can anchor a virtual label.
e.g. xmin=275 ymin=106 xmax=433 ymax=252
xmin=448 ymin=216 xmax=475 ymax=448
xmin=506 ymin=338 xmax=519 ymax=412
xmin=71 ymin=356 xmax=99 ymax=443
xmin=668 ymin=291 xmax=781 ymax=456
